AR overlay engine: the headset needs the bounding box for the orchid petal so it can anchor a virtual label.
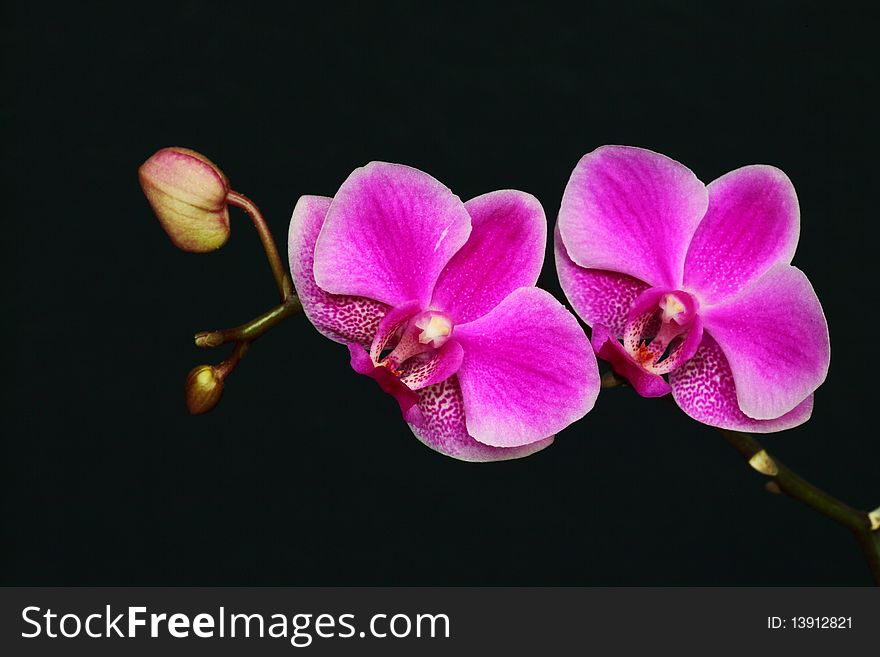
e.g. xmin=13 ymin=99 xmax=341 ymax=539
xmin=558 ymin=145 xmax=708 ymax=288
xmin=430 ymin=190 xmax=546 ymax=324
xmin=368 ymin=300 xmax=422 ymax=364
xmin=702 ymin=264 xmax=829 ymax=419
xmin=669 ymin=334 xmax=814 ymax=432
xmin=408 ymin=377 xmax=555 ymax=462
xmin=313 ymin=162 xmax=472 ymax=308
xmin=684 ymin=165 xmax=800 ymax=304
xmin=348 ymin=344 xmax=424 ymax=427
xmin=555 ymin=224 xmax=651 ymax=337
xmin=453 ymin=287 xmax=598 ymax=447
xmin=400 ymin=340 xmax=465 ymax=390
xmin=591 ymin=324 xmax=672 ymax=397
xmin=288 ymin=195 xmax=388 ymax=346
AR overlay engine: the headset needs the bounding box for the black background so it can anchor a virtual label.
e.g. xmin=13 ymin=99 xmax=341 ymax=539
xmin=3 ymin=1 xmax=876 ymax=584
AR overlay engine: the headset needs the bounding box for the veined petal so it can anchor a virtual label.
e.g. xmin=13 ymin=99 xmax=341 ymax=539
xmin=702 ymin=264 xmax=829 ymax=420
xmin=558 ymin=145 xmax=708 ymax=288
xmin=591 ymin=324 xmax=672 ymax=398
xmin=555 ymin=225 xmax=651 ymax=337
xmin=453 ymin=287 xmax=598 ymax=447
xmin=314 ymin=162 xmax=472 ymax=308
xmin=431 ymin=190 xmax=546 ymax=324
xmin=669 ymin=334 xmax=814 ymax=432
xmin=684 ymin=165 xmax=800 ymax=304
xmin=408 ymin=377 xmax=554 ymax=462
xmin=288 ymin=195 xmax=388 ymax=346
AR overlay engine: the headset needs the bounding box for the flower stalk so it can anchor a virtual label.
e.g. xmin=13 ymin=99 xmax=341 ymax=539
xmin=187 ymin=191 xmax=301 ymax=410
xmin=601 ymin=369 xmax=880 ymax=585
xmin=194 ymin=296 xmax=302 ymax=348
xmin=716 ymin=428 xmax=880 ymax=585
xmin=226 ymin=190 xmax=294 ymax=301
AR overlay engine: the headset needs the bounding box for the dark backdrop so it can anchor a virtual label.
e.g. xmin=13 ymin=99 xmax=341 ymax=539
xmin=3 ymin=1 xmax=876 ymax=584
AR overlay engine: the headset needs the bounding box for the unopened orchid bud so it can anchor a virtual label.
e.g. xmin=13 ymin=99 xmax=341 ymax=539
xmin=139 ymin=147 xmax=231 ymax=252
xmin=185 ymin=364 xmax=224 ymax=415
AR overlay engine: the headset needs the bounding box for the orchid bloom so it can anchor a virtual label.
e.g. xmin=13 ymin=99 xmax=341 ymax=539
xmin=555 ymin=146 xmax=830 ymax=432
xmin=289 ymin=162 xmax=599 ymax=460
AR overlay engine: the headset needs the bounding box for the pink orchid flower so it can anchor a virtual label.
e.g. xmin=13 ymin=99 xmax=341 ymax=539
xmin=289 ymin=162 xmax=599 ymax=460
xmin=556 ymin=146 xmax=830 ymax=432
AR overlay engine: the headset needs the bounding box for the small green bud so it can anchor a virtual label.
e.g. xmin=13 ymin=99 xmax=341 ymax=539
xmin=139 ymin=147 xmax=231 ymax=252
xmin=185 ymin=364 xmax=224 ymax=415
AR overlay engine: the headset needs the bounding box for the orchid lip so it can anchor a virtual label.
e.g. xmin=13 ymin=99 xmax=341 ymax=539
xmin=623 ymin=288 xmax=702 ymax=376
xmin=380 ymin=310 xmax=455 ymax=373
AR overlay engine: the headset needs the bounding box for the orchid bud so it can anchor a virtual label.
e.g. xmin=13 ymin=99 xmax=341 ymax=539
xmin=185 ymin=364 xmax=224 ymax=415
xmin=139 ymin=147 xmax=231 ymax=252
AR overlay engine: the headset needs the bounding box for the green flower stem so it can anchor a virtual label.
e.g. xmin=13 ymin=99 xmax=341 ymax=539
xmin=226 ymin=189 xmax=295 ymax=302
xmin=194 ymin=296 xmax=302 ymax=348
xmin=600 ymin=369 xmax=880 ymax=584
xmin=717 ymin=428 xmax=880 ymax=585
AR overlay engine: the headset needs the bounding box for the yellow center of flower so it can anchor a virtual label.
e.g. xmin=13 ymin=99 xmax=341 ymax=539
xmin=658 ymin=293 xmax=687 ymax=323
xmin=415 ymin=313 xmax=452 ymax=346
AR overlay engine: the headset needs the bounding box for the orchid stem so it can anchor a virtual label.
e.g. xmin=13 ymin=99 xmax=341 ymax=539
xmin=226 ymin=189 xmax=295 ymax=302
xmin=186 ymin=191 xmax=303 ymax=414
xmin=600 ymin=369 xmax=880 ymax=584
xmin=194 ymin=296 xmax=302 ymax=348
xmin=716 ymin=428 xmax=880 ymax=585
xmin=214 ymin=340 xmax=249 ymax=379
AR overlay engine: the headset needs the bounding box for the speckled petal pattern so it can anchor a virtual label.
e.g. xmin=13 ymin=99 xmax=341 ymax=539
xmin=591 ymin=324 xmax=672 ymax=397
xmin=669 ymin=334 xmax=814 ymax=432
xmin=408 ymin=376 xmax=555 ymax=462
xmin=400 ymin=340 xmax=464 ymax=390
xmin=288 ymin=195 xmax=388 ymax=346
xmin=368 ymin=300 xmax=422 ymax=364
xmin=554 ymin=225 xmax=650 ymax=337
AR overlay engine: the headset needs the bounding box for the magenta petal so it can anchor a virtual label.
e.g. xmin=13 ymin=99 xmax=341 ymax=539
xmin=409 ymin=377 xmax=554 ymax=462
xmin=368 ymin=300 xmax=422 ymax=363
xmin=558 ymin=145 xmax=708 ymax=287
xmin=669 ymin=334 xmax=814 ymax=432
xmin=431 ymin=190 xmax=546 ymax=324
xmin=348 ymin=344 xmax=424 ymax=427
xmin=702 ymin=263 xmax=829 ymax=419
xmin=400 ymin=340 xmax=464 ymax=390
xmin=591 ymin=324 xmax=671 ymax=397
xmin=684 ymin=165 xmax=800 ymax=304
xmin=288 ymin=195 xmax=389 ymax=346
xmin=313 ymin=162 xmax=472 ymax=308
xmin=453 ymin=287 xmax=598 ymax=447
xmin=554 ymin=225 xmax=650 ymax=337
